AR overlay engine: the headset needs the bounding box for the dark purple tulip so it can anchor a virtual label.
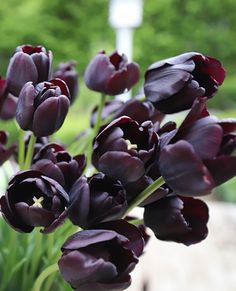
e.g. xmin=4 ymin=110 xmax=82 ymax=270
xmin=0 ymin=78 xmax=8 ymax=106
xmin=16 ymin=78 xmax=70 ymax=137
xmin=85 ymin=51 xmax=140 ymax=95
xmin=0 ymin=170 xmax=69 ymax=233
xmin=144 ymin=52 xmax=226 ymax=113
xmin=0 ymin=131 xmax=16 ymax=166
xmin=58 ymin=220 xmax=144 ymax=290
xmin=92 ymin=116 xmax=158 ymax=184
xmin=91 ymin=99 xmax=165 ymax=132
xmin=90 ymin=100 xmax=123 ymax=127
xmin=144 ymin=195 xmax=209 ymax=245
xmin=0 ymin=77 xmax=17 ymax=120
xmin=158 ymin=98 xmax=236 ymax=196
xmin=32 ymin=143 xmax=86 ymax=191
xmin=0 ymin=94 xmax=17 ymax=120
xmin=68 ymin=173 xmax=128 ymax=228
xmin=53 ymin=61 xmax=79 ymax=103
xmin=6 ymin=44 xmax=52 ymax=96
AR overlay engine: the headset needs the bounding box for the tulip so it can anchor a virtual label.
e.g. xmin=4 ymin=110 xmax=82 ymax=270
xmin=91 ymin=99 xmax=165 ymax=131
xmin=53 ymin=61 xmax=79 ymax=103
xmin=158 ymin=97 xmax=236 ymax=196
xmin=68 ymin=173 xmax=128 ymax=228
xmin=144 ymin=195 xmax=209 ymax=245
xmin=92 ymin=116 xmax=158 ymax=184
xmin=144 ymin=52 xmax=225 ymax=113
xmin=84 ymin=51 xmax=140 ymax=95
xmin=58 ymin=220 xmax=144 ymax=290
xmin=0 ymin=77 xmax=17 ymax=120
xmin=16 ymin=78 xmax=70 ymax=137
xmin=6 ymin=44 xmax=52 ymax=96
xmin=0 ymin=131 xmax=16 ymax=166
xmin=32 ymin=143 xmax=86 ymax=191
xmin=0 ymin=170 xmax=69 ymax=233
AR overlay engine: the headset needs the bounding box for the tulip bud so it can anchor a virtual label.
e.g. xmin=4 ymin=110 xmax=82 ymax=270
xmin=0 ymin=131 xmax=16 ymax=166
xmin=6 ymin=44 xmax=53 ymax=96
xmin=85 ymin=51 xmax=140 ymax=95
xmin=16 ymin=78 xmax=70 ymax=137
xmin=53 ymin=61 xmax=79 ymax=103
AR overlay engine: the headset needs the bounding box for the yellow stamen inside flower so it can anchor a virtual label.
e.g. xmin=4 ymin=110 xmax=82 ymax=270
xmin=32 ymin=196 xmax=44 ymax=208
xmin=125 ymin=139 xmax=138 ymax=150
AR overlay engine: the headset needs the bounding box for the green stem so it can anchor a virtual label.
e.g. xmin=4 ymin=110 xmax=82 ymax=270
xmin=24 ymin=133 xmax=37 ymax=170
xmin=129 ymin=219 xmax=144 ymax=225
xmin=18 ymin=128 xmax=25 ymax=170
xmin=86 ymin=93 xmax=106 ymax=170
xmin=123 ymin=176 xmax=165 ymax=218
xmin=30 ymin=230 xmax=43 ymax=283
xmin=32 ymin=263 xmax=59 ymax=291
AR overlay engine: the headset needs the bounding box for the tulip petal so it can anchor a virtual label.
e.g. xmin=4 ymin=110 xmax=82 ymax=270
xmin=204 ymin=156 xmax=236 ymax=186
xmin=16 ymin=82 xmax=35 ymax=130
xmin=175 ymin=118 xmax=223 ymax=160
xmin=159 ymin=140 xmax=215 ymax=196
xmin=99 ymin=151 xmax=145 ymax=183
xmin=0 ymin=196 xmax=33 ymax=233
xmin=32 ymin=95 xmax=70 ymax=137
xmin=84 ymin=54 xmax=115 ymax=93
xmin=7 ymin=52 xmax=38 ymax=96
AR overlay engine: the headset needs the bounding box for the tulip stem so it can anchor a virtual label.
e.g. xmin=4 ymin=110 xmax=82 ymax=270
xmin=18 ymin=128 xmax=25 ymax=170
xmin=32 ymin=263 xmax=59 ymax=291
xmin=123 ymin=176 xmax=165 ymax=218
xmin=86 ymin=93 xmax=106 ymax=171
xmin=24 ymin=133 xmax=37 ymax=170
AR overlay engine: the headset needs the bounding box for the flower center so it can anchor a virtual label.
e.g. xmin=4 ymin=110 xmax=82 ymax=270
xmin=32 ymin=196 xmax=44 ymax=208
xmin=125 ymin=139 xmax=138 ymax=150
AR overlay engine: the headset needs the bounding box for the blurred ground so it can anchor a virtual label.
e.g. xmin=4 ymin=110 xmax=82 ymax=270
xmin=128 ymin=201 xmax=236 ymax=291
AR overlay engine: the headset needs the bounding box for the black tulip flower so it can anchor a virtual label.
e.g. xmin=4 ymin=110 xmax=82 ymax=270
xmin=6 ymin=44 xmax=52 ymax=96
xmin=68 ymin=173 xmax=127 ymax=229
xmin=90 ymin=100 xmax=124 ymax=127
xmin=0 ymin=131 xmax=16 ymax=166
xmin=158 ymin=97 xmax=236 ymax=196
xmin=0 ymin=170 xmax=69 ymax=233
xmin=144 ymin=195 xmax=209 ymax=246
xmin=84 ymin=51 xmax=140 ymax=95
xmin=144 ymin=52 xmax=226 ymax=113
xmin=53 ymin=61 xmax=79 ymax=103
xmin=16 ymin=78 xmax=70 ymax=137
xmin=91 ymin=99 xmax=165 ymax=132
xmin=58 ymin=220 xmax=144 ymax=291
xmin=92 ymin=116 xmax=158 ymax=184
xmin=0 ymin=77 xmax=17 ymax=120
xmin=32 ymin=143 xmax=86 ymax=192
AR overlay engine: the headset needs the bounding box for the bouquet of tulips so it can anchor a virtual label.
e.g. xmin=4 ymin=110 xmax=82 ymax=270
xmin=0 ymin=44 xmax=235 ymax=291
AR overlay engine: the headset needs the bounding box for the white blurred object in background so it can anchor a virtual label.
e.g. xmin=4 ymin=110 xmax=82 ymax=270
xmin=127 ymin=201 xmax=236 ymax=291
xmin=109 ymin=0 xmax=143 ymax=101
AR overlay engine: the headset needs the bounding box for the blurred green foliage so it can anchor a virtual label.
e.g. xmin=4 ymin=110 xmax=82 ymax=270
xmin=0 ymin=0 xmax=235 ymax=203
xmin=0 ymin=0 xmax=236 ymax=108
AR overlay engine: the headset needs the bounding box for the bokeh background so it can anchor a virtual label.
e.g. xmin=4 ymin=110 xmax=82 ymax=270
xmin=0 ymin=0 xmax=235 ymax=201
xmin=0 ymin=1 xmax=236 ymax=290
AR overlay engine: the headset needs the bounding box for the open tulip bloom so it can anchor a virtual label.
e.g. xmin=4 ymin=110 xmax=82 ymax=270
xmin=0 ymin=44 xmax=235 ymax=291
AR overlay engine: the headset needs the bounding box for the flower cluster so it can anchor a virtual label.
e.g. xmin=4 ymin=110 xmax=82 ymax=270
xmin=0 ymin=46 xmax=235 ymax=290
